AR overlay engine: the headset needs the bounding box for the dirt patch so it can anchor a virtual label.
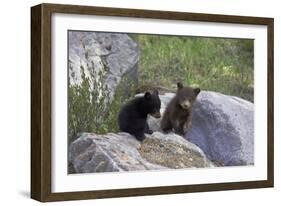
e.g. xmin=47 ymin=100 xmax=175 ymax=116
xmin=139 ymin=137 xmax=206 ymax=169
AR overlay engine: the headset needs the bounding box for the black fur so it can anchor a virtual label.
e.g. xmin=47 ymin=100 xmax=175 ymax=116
xmin=118 ymin=90 xmax=161 ymax=141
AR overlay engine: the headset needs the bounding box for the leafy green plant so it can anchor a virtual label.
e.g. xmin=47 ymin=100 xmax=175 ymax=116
xmin=68 ymin=65 xmax=109 ymax=143
xmin=68 ymin=64 xmax=136 ymax=144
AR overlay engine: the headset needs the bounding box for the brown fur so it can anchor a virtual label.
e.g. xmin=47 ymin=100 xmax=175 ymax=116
xmin=160 ymin=82 xmax=200 ymax=135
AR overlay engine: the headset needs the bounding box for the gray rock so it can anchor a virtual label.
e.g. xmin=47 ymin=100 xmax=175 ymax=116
xmin=69 ymin=131 xmax=212 ymax=173
xmin=147 ymin=93 xmax=175 ymax=132
xmin=147 ymin=91 xmax=254 ymax=166
xmin=185 ymin=91 xmax=254 ymax=166
xmin=68 ymin=31 xmax=139 ymax=99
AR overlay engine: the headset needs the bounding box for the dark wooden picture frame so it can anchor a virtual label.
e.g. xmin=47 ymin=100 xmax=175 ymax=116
xmin=31 ymin=3 xmax=274 ymax=202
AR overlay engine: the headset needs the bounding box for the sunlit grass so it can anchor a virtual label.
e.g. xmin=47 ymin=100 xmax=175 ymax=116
xmin=134 ymin=35 xmax=254 ymax=102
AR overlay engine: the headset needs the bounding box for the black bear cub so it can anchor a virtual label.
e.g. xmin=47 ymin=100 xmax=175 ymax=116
xmin=161 ymin=82 xmax=200 ymax=135
xmin=118 ymin=90 xmax=161 ymax=141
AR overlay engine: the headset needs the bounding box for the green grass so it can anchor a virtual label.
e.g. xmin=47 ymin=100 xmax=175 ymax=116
xmin=134 ymin=34 xmax=254 ymax=101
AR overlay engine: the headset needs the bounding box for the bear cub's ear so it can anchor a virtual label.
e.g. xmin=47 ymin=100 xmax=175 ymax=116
xmin=177 ymin=82 xmax=183 ymax=89
xmin=194 ymin=88 xmax=201 ymax=95
xmin=144 ymin=92 xmax=152 ymax=99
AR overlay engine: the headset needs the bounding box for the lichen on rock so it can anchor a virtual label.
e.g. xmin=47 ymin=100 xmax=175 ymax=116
xmin=68 ymin=131 xmax=212 ymax=174
xmin=139 ymin=132 xmax=213 ymax=169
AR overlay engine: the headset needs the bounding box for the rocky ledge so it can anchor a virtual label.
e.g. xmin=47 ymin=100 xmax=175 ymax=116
xmin=69 ymin=131 xmax=213 ymax=173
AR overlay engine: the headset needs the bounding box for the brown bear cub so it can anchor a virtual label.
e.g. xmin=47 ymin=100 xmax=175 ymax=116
xmin=160 ymin=82 xmax=200 ymax=135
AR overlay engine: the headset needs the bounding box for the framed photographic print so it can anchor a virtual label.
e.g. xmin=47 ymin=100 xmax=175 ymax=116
xmin=31 ymin=3 xmax=274 ymax=202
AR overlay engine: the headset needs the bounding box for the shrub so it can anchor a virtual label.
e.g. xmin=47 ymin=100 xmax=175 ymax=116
xmin=68 ymin=64 xmax=135 ymax=144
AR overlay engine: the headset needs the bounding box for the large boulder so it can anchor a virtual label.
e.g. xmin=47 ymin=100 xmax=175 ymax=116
xmin=69 ymin=132 xmax=213 ymax=174
xmin=147 ymin=91 xmax=254 ymax=166
xmin=147 ymin=92 xmax=176 ymax=131
xmin=185 ymin=91 xmax=254 ymax=166
xmin=68 ymin=31 xmax=139 ymax=99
